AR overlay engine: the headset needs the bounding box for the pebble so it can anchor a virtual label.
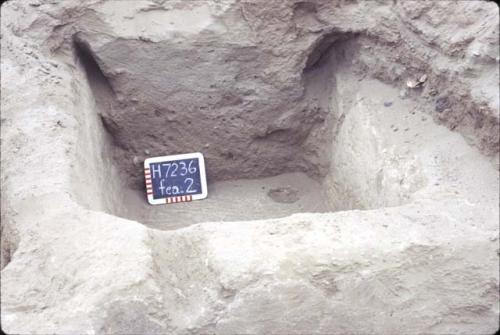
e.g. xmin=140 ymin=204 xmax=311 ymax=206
xmin=418 ymin=74 xmax=427 ymax=83
xmin=406 ymin=79 xmax=419 ymax=88
xmin=435 ymin=96 xmax=450 ymax=113
xmin=384 ymin=101 xmax=393 ymax=107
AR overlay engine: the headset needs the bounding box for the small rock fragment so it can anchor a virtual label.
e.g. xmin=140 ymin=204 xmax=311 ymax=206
xmin=406 ymin=79 xmax=419 ymax=88
xmin=435 ymin=96 xmax=450 ymax=113
xmin=384 ymin=101 xmax=393 ymax=107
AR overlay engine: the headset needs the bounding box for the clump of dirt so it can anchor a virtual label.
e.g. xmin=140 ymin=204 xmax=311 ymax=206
xmin=267 ymin=186 xmax=300 ymax=204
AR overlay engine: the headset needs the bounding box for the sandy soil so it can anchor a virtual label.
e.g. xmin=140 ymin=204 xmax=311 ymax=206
xmin=1 ymin=1 xmax=498 ymax=334
xmin=126 ymin=172 xmax=330 ymax=230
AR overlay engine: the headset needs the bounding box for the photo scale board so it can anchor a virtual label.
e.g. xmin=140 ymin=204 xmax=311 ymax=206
xmin=144 ymin=152 xmax=207 ymax=205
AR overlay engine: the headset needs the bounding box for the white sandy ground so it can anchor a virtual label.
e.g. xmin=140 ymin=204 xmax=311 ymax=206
xmin=1 ymin=1 xmax=499 ymax=334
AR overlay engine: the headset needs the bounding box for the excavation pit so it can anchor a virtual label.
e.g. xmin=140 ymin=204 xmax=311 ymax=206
xmin=71 ymin=32 xmax=493 ymax=230
xmin=74 ymin=34 xmax=440 ymax=229
xmin=2 ymin=1 xmax=499 ymax=333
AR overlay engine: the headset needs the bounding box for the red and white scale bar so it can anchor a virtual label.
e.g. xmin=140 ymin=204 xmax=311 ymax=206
xmin=166 ymin=195 xmax=192 ymax=204
xmin=144 ymin=168 xmax=153 ymax=195
xmin=144 ymin=168 xmax=193 ymax=204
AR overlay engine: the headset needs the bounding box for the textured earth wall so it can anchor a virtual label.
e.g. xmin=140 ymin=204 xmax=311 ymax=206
xmin=1 ymin=1 xmax=499 ymax=334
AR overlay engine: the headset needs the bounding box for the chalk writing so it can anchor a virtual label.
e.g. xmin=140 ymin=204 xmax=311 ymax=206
xmin=149 ymin=159 xmax=201 ymax=198
xmin=144 ymin=152 xmax=207 ymax=205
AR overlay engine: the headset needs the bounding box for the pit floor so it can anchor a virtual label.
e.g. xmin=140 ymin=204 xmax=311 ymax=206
xmin=125 ymin=172 xmax=332 ymax=230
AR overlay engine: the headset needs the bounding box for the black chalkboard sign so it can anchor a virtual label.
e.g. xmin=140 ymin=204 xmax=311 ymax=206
xmin=144 ymin=152 xmax=207 ymax=205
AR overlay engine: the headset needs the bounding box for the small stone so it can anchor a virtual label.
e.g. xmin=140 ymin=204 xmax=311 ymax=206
xmin=406 ymin=79 xmax=419 ymax=88
xmin=418 ymin=74 xmax=427 ymax=83
xmin=435 ymin=96 xmax=450 ymax=113
xmin=384 ymin=101 xmax=393 ymax=107
xmin=144 ymin=149 xmax=150 ymax=155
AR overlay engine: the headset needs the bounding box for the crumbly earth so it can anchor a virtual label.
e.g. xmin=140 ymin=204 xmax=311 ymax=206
xmin=1 ymin=0 xmax=499 ymax=334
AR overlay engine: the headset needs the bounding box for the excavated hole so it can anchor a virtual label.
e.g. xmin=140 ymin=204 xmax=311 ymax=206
xmin=74 ymin=34 xmax=428 ymax=230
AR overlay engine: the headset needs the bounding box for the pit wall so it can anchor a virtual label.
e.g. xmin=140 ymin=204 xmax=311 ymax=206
xmin=70 ymin=41 xmax=133 ymax=218
xmin=324 ymin=70 xmax=429 ymax=211
xmin=0 ymin=29 xmax=81 ymax=269
xmin=315 ymin=24 xmax=499 ymax=210
xmin=0 ymin=31 xmax=126 ymax=269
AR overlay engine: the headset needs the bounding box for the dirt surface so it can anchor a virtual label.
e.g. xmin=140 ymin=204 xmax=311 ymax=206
xmin=127 ymin=172 xmax=330 ymax=230
xmin=1 ymin=1 xmax=499 ymax=334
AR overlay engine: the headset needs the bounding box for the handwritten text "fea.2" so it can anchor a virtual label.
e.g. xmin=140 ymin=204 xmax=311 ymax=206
xmin=150 ymin=160 xmax=198 ymax=195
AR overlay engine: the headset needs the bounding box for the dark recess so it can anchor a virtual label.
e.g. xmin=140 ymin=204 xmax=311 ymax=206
xmin=73 ymin=34 xmax=123 ymax=142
